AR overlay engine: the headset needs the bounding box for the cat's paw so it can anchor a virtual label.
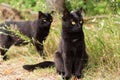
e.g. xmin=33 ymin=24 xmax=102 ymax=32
xmin=62 ymin=73 xmax=72 ymax=80
xmin=75 ymin=73 xmax=84 ymax=79
xmin=2 ymin=55 xmax=9 ymax=61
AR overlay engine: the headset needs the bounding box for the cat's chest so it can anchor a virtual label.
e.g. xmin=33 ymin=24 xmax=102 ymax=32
xmin=72 ymin=38 xmax=79 ymax=43
xmin=64 ymin=37 xmax=81 ymax=43
xmin=62 ymin=32 xmax=83 ymax=43
xmin=63 ymin=39 xmax=82 ymax=48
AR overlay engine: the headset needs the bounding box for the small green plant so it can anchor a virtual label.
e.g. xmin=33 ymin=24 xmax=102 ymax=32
xmin=9 ymin=0 xmax=47 ymax=12
xmin=65 ymin=0 xmax=120 ymax=15
xmin=0 ymin=25 xmax=38 ymax=55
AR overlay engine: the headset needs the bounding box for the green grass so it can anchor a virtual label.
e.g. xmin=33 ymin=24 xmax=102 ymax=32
xmin=0 ymin=0 xmax=47 ymax=12
xmin=83 ymin=16 xmax=120 ymax=80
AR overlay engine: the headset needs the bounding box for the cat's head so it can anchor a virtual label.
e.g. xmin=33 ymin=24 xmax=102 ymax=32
xmin=37 ymin=11 xmax=53 ymax=27
xmin=62 ymin=7 xmax=84 ymax=33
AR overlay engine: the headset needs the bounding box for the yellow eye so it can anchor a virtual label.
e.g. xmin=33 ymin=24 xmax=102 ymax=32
xmin=43 ymin=19 xmax=47 ymax=22
xmin=72 ymin=21 xmax=76 ymax=25
xmin=80 ymin=20 xmax=83 ymax=24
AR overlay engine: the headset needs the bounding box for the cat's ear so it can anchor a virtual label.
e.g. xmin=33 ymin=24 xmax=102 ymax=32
xmin=38 ymin=11 xmax=44 ymax=18
xmin=62 ymin=8 xmax=71 ymax=21
xmin=76 ymin=7 xmax=82 ymax=15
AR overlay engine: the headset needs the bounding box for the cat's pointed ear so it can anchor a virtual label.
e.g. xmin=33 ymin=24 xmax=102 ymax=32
xmin=38 ymin=11 xmax=44 ymax=18
xmin=76 ymin=7 xmax=83 ymax=15
xmin=62 ymin=8 xmax=70 ymax=21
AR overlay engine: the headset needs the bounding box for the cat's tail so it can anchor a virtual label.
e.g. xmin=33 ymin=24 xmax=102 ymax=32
xmin=23 ymin=61 xmax=54 ymax=71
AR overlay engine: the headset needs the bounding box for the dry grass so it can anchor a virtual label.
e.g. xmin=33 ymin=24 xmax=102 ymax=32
xmin=0 ymin=46 xmax=61 ymax=80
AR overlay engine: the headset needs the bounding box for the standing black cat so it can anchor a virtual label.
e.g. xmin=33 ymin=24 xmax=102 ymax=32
xmin=0 ymin=11 xmax=53 ymax=60
xmin=54 ymin=7 xmax=88 ymax=80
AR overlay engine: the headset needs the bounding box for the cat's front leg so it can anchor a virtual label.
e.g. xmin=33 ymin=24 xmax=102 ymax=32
xmin=74 ymin=59 xmax=83 ymax=79
xmin=34 ymin=41 xmax=44 ymax=56
xmin=54 ymin=51 xmax=64 ymax=75
xmin=62 ymin=53 xmax=72 ymax=80
xmin=0 ymin=36 xmax=14 ymax=60
xmin=0 ymin=49 xmax=9 ymax=60
xmin=74 ymin=53 xmax=88 ymax=79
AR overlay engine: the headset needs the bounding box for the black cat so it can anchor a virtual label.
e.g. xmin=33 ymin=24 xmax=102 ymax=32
xmin=23 ymin=7 xmax=88 ymax=80
xmin=54 ymin=7 xmax=88 ymax=80
xmin=0 ymin=11 xmax=53 ymax=60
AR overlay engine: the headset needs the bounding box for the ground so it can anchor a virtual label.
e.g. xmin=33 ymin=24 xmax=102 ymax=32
xmin=0 ymin=46 xmax=61 ymax=80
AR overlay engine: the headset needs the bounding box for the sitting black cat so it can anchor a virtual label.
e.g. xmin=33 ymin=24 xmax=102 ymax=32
xmin=0 ymin=11 xmax=53 ymax=60
xmin=23 ymin=7 xmax=88 ymax=80
xmin=54 ymin=7 xmax=88 ymax=80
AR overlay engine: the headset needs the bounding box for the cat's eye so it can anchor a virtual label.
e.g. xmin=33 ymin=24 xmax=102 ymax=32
xmin=71 ymin=21 xmax=76 ymax=25
xmin=43 ymin=19 xmax=47 ymax=22
xmin=80 ymin=20 xmax=83 ymax=24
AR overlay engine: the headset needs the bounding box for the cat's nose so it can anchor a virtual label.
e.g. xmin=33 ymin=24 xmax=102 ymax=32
xmin=78 ymin=24 xmax=81 ymax=28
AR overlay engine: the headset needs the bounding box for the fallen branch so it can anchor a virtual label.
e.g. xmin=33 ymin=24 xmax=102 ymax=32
xmin=84 ymin=15 xmax=118 ymax=22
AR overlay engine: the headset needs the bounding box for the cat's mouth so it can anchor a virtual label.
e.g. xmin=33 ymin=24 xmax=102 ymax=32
xmin=72 ymin=27 xmax=82 ymax=32
xmin=42 ymin=23 xmax=51 ymax=27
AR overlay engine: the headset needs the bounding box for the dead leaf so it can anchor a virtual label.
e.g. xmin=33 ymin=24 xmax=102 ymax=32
xmin=2 ymin=68 xmax=14 ymax=75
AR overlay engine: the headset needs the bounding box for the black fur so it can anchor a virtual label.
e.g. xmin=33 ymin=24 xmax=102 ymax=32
xmin=0 ymin=11 xmax=53 ymax=60
xmin=54 ymin=7 xmax=88 ymax=80
xmin=23 ymin=61 xmax=54 ymax=71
